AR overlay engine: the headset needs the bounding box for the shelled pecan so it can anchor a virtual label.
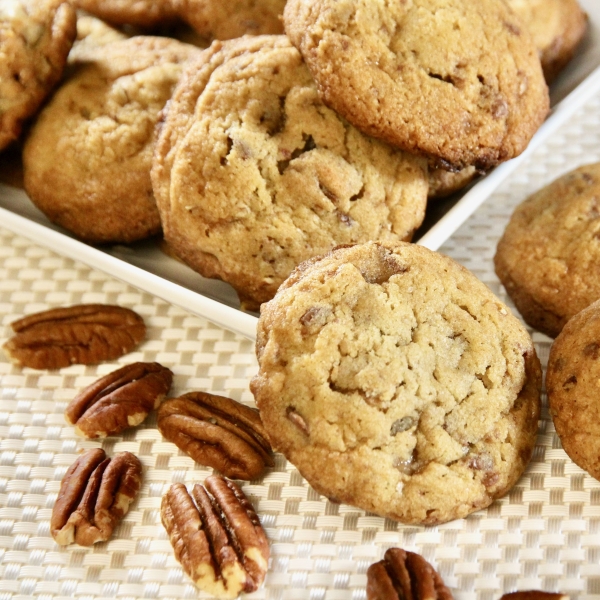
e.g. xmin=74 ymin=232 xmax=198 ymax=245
xmin=51 ymin=448 xmax=142 ymax=546
xmin=161 ymin=476 xmax=269 ymax=599
xmin=3 ymin=304 xmax=146 ymax=369
xmin=65 ymin=362 xmax=173 ymax=438
xmin=157 ymin=392 xmax=274 ymax=479
xmin=367 ymin=548 xmax=453 ymax=600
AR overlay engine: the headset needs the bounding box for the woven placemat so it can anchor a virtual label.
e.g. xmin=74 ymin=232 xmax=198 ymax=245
xmin=1 ymin=96 xmax=600 ymax=600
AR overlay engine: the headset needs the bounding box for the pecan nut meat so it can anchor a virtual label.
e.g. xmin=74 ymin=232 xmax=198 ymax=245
xmin=157 ymin=392 xmax=274 ymax=479
xmin=65 ymin=362 xmax=173 ymax=438
xmin=367 ymin=548 xmax=453 ymax=600
xmin=161 ymin=475 xmax=269 ymax=599
xmin=3 ymin=304 xmax=146 ymax=369
xmin=51 ymin=448 xmax=142 ymax=546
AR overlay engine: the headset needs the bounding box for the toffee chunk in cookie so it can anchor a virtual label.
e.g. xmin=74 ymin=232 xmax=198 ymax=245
xmin=73 ymin=0 xmax=178 ymax=29
xmin=284 ymin=0 xmax=549 ymax=170
xmin=251 ymin=241 xmax=542 ymax=525
xmin=23 ymin=36 xmax=201 ymax=244
xmin=507 ymin=0 xmax=588 ymax=83
xmin=495 ymin=163 xmax=600 ymax=338
xmin=0 ymin=0 xmax=76 ymax=151
xmin=546 ymin=299 xmax=600 ymax=481
xmin=152 ymin=35 xmax=428 ymax=310
xmin=176 ymin=0 xmax=286 ymax=40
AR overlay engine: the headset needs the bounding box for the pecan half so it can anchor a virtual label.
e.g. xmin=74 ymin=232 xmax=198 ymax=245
xmin=157 ymin=392 xmax=274 ymax=479
xmin=65 ymin=362 xmax=173 ymax=438
xmin=367 ymin=548 xmax=453 ymax=600
xmin=500 ymin=593 xmax=569 ymax=600
xmin=161 ymin=476 xmax=269 ymax=599
xmin=51 ymin=448 xmax=142 ymax=546
xmin=3 ymin=304 xmax=146 ymax=369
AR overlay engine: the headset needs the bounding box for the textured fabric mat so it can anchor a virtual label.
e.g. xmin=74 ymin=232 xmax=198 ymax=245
xmin=1 ymin=94 xmax=600 ymax=600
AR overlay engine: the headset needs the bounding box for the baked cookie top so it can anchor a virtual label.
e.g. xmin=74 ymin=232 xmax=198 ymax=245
xmin=507 ymin=0 xmax=588 ymax=83
xmin=23 ymin=36 xmax=201 ymax=244
xmin=152 ymin=35 xmax=428 ymax=310
xmin=0 ymin=0 xmax=76 ymax=151
xmin=251 ymin=242 xmax=541 ymax=525
xmin=494 ymin=163 xmax=600 ymax=338
xmin=176 ymin=0 xmax=286 ymax=41
xmin=547 ymin=299 xmax=600 ymax=481
xmin=73 ymin=0 xmax=178 ymax=28
xmin=284 ymin=0 xmax=550 ymax=171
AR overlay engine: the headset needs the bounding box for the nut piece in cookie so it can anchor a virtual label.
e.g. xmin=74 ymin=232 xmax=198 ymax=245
xmin=51 ymin=448 xmax=142 ymax=545
xmin=495 ymin=162 xmax=600 ymax=338
xmin=3 ymin=304 xmax=146 ymax=369
xmin=546 ymin=298 xmax=600 ymax=481
xmin=0 ymin=0 xmax=76 ymax=151
xmin=251 ymin=241 xmax=542 ymax=525
xmin=367 ymin=548 xmax=453 ymax=600
xmin=66 ymin=362 xmax=173 ymax=438
xmin=157 ymin=392 xmax=274 ymax=480
xmin=22 ymin=36 xmax=202 ymax=244
xmin=176 ymin=0 xmax=286 ymax=40
xmin=152 ymin=35 xmax=428 ymax=310
xmin=161 ymin=476 xmax=270 ymax=599
xmin=507 ymin=0 xmax=588 ymax=83
xmin=72 ymin=0 xmax=179 ymax=29
xmin=284 ymin=0 xmax=549 ymax=170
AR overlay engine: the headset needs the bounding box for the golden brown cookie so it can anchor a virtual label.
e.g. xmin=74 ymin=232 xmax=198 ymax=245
xmin=546 ymin=298 xmax=600 ymax=481
xmin=495 ymin=163 xmax=600 ymax=338
xmin=284 ymin=0 xmax=550 ymax=171
xmin=251 ymin=241 xmax=541 ymax=525
xmin=0 ymin=0 xmax=76 ymax=151
xmin=67 ymin=13 xmax=130 ymax=64
xmin=507 ymin=0 xmax=588 ymax=83
xmin=23 ymin=36 xmax=201 ymax=244
xmin=176 ymin=0 xmax=285 ymax=41
xmin=73 ymin=0 xmax=178 ymax=28
xmin=428 ymin=166 xmax=478 ymax=200
xmin=152 ymin=36 xmax=428 ymax=310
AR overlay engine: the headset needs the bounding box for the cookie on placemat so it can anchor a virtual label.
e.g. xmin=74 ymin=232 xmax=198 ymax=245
xmin=23 ymin=36 xmax=201 ymax=244
xmin=152 ymin=35 xmax=428 ymax=310
xmin=251 ymin=241 xmax=541 ymax=525
xmin=73 ymin=0 xmax=178 ymax=28
xmin=507 ymin=0 xmax=588 ymax=83
xmin=284 ymin=0 xmax=549 ymax=171
xmin=176 ymin=0 xmax=286 ymax=40
xmin=495 ymin=163 xmax=600 ymax=338
xmin=0 ymin=0 xmax=76 ymax=151
xmin=546 ymin=299 xmax=600 ymax=481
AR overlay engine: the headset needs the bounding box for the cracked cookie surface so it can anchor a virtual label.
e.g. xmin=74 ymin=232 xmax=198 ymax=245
xmin=0 ymin=0 xmax=76 ymax=151
xmin=23 ymin=36 xmax=201 ymax=244
xmin=251 ymin=241 xmax=541 ymax=525
xmin=495 ymin=163 xmax=600 ymax=338
xmin=284 ymin=0 xmax=549 ymax=170
xmin=73 ymin=0 xmax=178 ymax=28
xmin=152 ymin=35 xmax=428 ymax=310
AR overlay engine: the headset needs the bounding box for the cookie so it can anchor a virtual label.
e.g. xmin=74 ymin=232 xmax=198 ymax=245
xmin=176 ymin=0 xmax=286 ymax=41
xmin=73 ymin=0 xmax=178 ymax=28
xmin=250 ymin=241 xmax=542 ymax=525
xmin=507 ymin=0 xmax=588 ymax=83
xmin=284 ymin=0 xmax=549 ymax=171
xmin=152 ymin=36 xmax=428 ymax=310
xmin=494 ymin=163 xmax=600 ymax=338
xmin=428 ymin=166 xmax=478 ymax=200
xmin=546 ymin=298 xmax=600 ymax=481
xmin=68 ymin=14 xmax=129 ymax=63
xmin=23 ymin=36 xmax=201 ymax=244
xmin=0 ymin=0 xmax=76 ymax=151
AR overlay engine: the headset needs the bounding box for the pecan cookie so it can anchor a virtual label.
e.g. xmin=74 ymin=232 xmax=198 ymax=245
xmin=495 ymin=163 xmax=600 ymax=338
xmin=0 ymin=0 xmax=76 ymax=151
xmin=546 ymin=298 xmax=600 ymax=481
xmin=72 ymin=0 xmax=178 ymax=28
xmin=176 ymin=0 xmax=286 ymax=40
xmin=23 ymin=36 xmax=201 ymax=244
xmin=251 ymin=241 xmax=541 ymax=525
xmin=428 ymin=166 xmax=478 ymax=200
xmin=152 ymin=35 xmax=428 ymax=310
xmin=284 ymin=0 xmax=549 ymax=171
xmin=507 ymin=0 xmax=588 ymax=83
